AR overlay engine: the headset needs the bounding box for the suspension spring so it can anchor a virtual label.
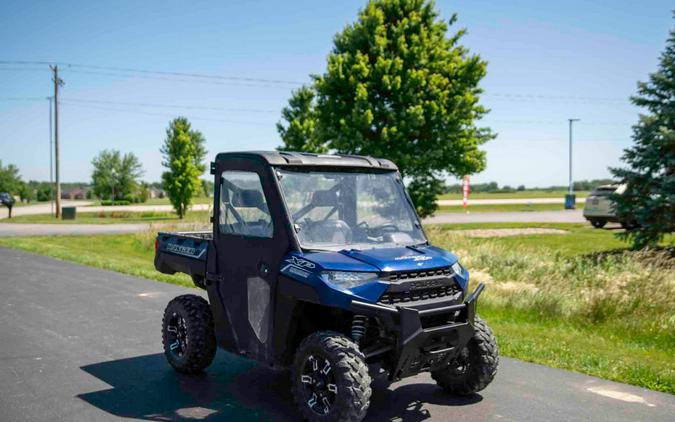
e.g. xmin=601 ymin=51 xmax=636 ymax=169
xmin=351 ymin=314 xmax=368 ymax=344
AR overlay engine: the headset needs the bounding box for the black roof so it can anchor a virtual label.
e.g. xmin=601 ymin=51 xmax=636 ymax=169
xmin=215 ymin=151 xmax=398 ymax=170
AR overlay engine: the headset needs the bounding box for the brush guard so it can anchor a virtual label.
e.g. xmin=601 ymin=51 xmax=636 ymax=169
xmin=351 ymin=283 xmax=485 ymax=381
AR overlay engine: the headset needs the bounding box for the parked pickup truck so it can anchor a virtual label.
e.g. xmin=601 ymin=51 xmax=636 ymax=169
xmin=154 ymin=151 xmax=498 ymax=422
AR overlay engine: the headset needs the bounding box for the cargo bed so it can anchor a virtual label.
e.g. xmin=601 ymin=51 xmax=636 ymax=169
xmin=154 ymin=231 xmax=211 ymax=288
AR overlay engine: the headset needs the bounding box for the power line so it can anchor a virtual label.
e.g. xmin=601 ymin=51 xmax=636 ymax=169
xmin=485 ymin=93 xmax=629 ymax=103
xmin=1 ymin=97 xmax=633 ymax=127
xmin=483 ymin=118 xmax=630 ymax=126
xmin=59 ymin=102 xmax=272 ymax=127
xmin=61 ymin=98 xmax=277 ymax=113
xmin=0 ymin=96 xmax=278 ymax=113
xmin=61 ymin=68 xmax=300 ymax=89
xmin=0 ymin=60 xmax=634 ymax=102
xmin=0 ymin=96 xmax=47 ymax=101
xmin=0 ymin=60 xmax=305 ymax=87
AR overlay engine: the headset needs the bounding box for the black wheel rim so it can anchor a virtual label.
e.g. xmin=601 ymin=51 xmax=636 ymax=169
xmin=449 ymin=346 xmax=471 ymax=377
xmin=300 ymin=354 xmax=338 ymax=416
xmin=166 ymin=312 xmax=188 ymax=358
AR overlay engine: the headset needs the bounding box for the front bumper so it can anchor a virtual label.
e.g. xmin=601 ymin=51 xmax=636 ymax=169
xmin=350 ymin=283 xmax=484 ymax=381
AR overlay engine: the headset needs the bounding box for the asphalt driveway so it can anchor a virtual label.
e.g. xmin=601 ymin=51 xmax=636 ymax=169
xmin=0 ymin=247 xmax=672 ymax=421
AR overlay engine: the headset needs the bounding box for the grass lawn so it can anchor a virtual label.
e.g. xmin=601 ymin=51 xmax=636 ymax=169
xmin=6 ymin=204 xmax=567 ymax=224
xmin=438 ymin=190 xmax=589 ymax=200
xmin=5 ymin=210 xmax=211 ymax=224
xmin=136 ymin=196 xmax=213 ymax=206
xmin=437 ymin=203 xmax=566 ymax=213
xmin=83 ymin=196 xmax=212 ymax=206
xmin=0 ymin=222 xmax=672 ymax=393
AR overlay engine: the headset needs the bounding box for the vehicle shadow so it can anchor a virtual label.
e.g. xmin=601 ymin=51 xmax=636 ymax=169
xmin=78 ymin=351 xmax=481 ymax=421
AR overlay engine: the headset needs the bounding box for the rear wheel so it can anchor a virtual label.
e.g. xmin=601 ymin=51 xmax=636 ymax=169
xmin=291 ymin=331 xmax=372 ymax=422
xmin=162 ymin=294 xmax=216 ymax=374
xmin=621 ymin=220 xmax=638 ymax=230
xmin=590 ymin=218 xmax=607 ymax=228
xmin=431 ymin=316 xmax=499 ymax=395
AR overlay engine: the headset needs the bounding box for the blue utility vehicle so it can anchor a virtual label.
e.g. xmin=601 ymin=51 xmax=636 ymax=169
xmin=154 ymin=151 xmax=498 ymax=422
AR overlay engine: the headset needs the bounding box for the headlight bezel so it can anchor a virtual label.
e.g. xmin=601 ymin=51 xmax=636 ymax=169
xmin=321 ymin=270 xmax=379 ymax=289
xmin=451 ymin=261 xmax=465 ymax=277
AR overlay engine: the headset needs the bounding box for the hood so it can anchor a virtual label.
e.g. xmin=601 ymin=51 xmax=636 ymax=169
xmin=303 ymin=245 xmax=457 ymax=273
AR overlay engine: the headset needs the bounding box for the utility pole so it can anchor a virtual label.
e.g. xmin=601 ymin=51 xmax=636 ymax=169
xmin=568 ymin=118 xmax=580 ymax=195
xmin=51 ymin=65 xmax=64 ymax=218
xmin=47 ymin=96 xmax=54 ymax=217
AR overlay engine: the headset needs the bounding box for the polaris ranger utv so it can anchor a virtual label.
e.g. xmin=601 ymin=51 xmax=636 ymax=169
xmin=154 ymin=151 xmax=498 ymax=421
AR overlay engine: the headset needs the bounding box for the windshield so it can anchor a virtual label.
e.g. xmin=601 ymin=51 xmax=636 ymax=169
xmin=277 ymin=169 xmax=427 ymax=251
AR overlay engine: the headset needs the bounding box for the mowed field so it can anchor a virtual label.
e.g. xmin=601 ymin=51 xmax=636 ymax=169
xmin=6 ymin=201 xmax=572 ymax=225
xmin=438 ymin=190 xmax=590 ymax=200
xmin=0 ymin=222 xmax=672 ymax=393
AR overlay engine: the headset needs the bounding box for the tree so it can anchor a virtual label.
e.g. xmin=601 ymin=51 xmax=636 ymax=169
xmin=161 ymin=117 xmax=207 ymax=218
xmin=17 ymin=182 xmax=34 ymax=203
xmin=201 ymin=179 xmax=214 ymax=197
xmin=278 ymin=0 xmax=493 ymax=216
xmin=0 ymin=161 xmax=22 ymax=195
xmin=91 ymin=150 xmax=144 ymax=200
xmin=277 ymin=86 xmax=327 ymax=153
xmin=611 ymin=23 xmax=675 ymax=248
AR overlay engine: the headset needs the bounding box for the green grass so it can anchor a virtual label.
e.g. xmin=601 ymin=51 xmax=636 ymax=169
xmin=479 ymin=305 xmax=674 ymax=393
xmin=132 ymin=196 xmax=212 ymax=206
xmin=5 ymin=210 xmax=211 ymax=224
xmin=426 ymin=223 xmax=674 ymax=392
xmin=0 ymin=233 xmax=193 ymax=287
xmin=83 ymin=196 xmax=212 ymax=206
xmin=437 ymin=190 xmax=589 ymax=200
xmin=435 ymin=222 xmax=629 ymax=256
xmin=437 ymin=203 xmax=566 ymax=213
xmin=7 ymin=203 xmax=567 ymax=225
xmin=0 ymin=222 xmax=672 ymax=393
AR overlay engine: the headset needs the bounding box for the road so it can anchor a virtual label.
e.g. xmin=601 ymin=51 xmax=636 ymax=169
xmin=0 ymin=208 xmax=587 ymax=237
xmin=0 ymin=200 xmax=92 ymax=219
xmin=425 ymin=209 xmax=586 ymax=224
xmin=1 ymin=247 xmax=671 ymax=422
xmin=2 ymin=197 xmax=584 ymax=220
xmin=0 ymin=223 xmax=150 ymax=237
xmin=436 ymin=197 xmax=586 ymax=206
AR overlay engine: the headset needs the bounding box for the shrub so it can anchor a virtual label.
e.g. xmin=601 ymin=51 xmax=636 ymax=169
xmin=100 ymin=200 xmax=131 ymax=206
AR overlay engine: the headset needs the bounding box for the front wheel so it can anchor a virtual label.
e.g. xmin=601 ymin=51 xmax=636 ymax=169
xmin=291 ymin=331 xmax=372 ymax=422
xmin=431 ymin=316 xmax=499 ymax=395
xmin=162 ymin=294 xmax=216 ymax=374
xmin=590 ymin=218 xmax=607 ymax=228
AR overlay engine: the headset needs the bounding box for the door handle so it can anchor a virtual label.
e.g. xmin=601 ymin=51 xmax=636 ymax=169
xmin=258 ymin=262 xmax=270 ymax=275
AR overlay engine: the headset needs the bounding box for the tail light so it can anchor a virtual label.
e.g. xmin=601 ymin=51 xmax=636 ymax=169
xmin=155 ymin=238 xmax=159 ymax=254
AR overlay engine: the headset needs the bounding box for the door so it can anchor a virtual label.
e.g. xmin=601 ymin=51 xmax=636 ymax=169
xmin=211 ymin=165 xmax=288 ymax=363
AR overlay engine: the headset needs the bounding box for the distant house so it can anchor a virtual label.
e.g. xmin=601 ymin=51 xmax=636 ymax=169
xmin=148 ymin=187 xmax=165 ymax=199
xmin=61 ymin=187 xmax=90 ymax=200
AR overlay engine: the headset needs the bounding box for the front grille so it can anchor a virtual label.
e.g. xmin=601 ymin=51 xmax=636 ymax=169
xmin=378 ymin=284 xmax=461 ymax=305
xmin=378 ymin=266 xmax=462 ymax=305
xmin=382 ymin=267 xmax=454 ymax=282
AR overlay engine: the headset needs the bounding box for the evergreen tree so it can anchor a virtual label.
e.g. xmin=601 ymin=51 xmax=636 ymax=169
xmin=611 ymin=23 xmax=674 ymax=248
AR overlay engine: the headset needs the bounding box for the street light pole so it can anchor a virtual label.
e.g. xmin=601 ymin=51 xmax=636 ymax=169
xmin=568 ymin=118 xmax=580 ymax=195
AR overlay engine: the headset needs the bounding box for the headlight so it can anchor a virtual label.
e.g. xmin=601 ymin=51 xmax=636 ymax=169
xmin=322 ymin=271 xmax=378 ymax=289
xmin=451 ymin=262 xmax=464 ymax=277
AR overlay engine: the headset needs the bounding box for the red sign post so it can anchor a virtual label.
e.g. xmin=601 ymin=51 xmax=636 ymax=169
xmin=462 ymin=176 xmax=470 ymax=210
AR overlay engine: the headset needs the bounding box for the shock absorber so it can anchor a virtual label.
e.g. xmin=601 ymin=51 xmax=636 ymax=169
xmin=351 ymin=314 xmax=368 ymax=344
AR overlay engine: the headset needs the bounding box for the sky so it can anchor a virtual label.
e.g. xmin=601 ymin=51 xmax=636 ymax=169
xmin=0 ymin=0 xmax=672 ymax=187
